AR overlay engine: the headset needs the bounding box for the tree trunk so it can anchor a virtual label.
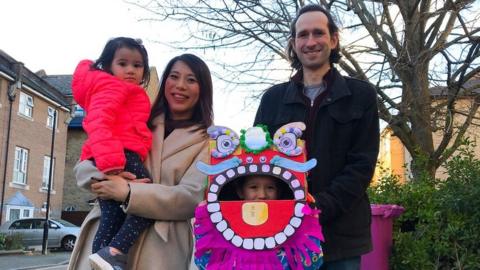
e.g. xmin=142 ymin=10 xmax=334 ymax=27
xmin=407 ymin=65 xmax=436 ymax=179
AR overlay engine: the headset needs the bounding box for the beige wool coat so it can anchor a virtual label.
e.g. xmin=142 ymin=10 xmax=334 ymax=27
xmin=68 ymin=114 xmax=209 ymax=270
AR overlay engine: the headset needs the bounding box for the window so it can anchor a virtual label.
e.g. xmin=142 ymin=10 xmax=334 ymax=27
xmin=13 ymin=147 xmax=29 ymax=184
xmin=42 ymin=156 xmax=55 ymax=190
xmin=47 ymin=107 xmax=57 ymax=128
xmin=6 ymin=205 xmax=34 ymax=222
xmin=49 ymin=221 xmax=60 ymax=229
xmin=19 ymin=92 xmax=34 ymax=117
xmin=41 ymin=202 xmax=48 ymax=212
xmin=74 ymin=104 xmax=84 ymax=116
xmin=9 ymin=209 xmax=20 ymax=221
xmin=10 ymin=219 xmax=32 ymax=229
xmin=32 ymin=219 xmax=46 ymax=229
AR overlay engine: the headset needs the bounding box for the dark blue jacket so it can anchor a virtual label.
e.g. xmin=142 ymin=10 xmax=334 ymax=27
xmin=254 ymin=68 xmax=379 ymax=261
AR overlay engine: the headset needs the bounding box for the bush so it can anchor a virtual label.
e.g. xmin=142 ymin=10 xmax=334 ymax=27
xmin=368 ymin=148 xmax=480 ymax=269
xmin=0 ymin=233 xmax=5 ymax=250
xmin=0 ymin=233 xmax=24 ymax=250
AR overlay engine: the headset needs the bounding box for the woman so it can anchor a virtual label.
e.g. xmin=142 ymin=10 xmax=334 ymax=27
xmin=68 ymin=54 xmax=213 ymax=270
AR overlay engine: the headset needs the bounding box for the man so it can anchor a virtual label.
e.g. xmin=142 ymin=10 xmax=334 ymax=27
xmin=254 ymin=4 xmax=380 ymax=270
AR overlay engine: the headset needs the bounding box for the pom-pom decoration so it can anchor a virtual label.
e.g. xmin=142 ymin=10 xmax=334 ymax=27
xmin=239 ymin=125 xmax=273 ymax=154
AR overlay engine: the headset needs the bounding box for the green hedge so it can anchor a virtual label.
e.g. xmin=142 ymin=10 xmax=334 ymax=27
xmin=368 ymin=148 xmax=480 ymax=269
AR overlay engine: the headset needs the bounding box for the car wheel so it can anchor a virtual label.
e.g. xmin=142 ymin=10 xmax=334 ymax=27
xmin=62 ymin=236 xmax=76 ymax=251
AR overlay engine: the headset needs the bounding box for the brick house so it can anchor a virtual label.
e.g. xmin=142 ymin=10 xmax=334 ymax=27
xmin=375 ymin=74 xmax=480 ymax=182
xmin=40 ymin=74 xmax=93 ymax=214
xmin=374 ymin=127 xmax=412 ymax=184
xmin=0 ymin=50 xmax=71 ymax=224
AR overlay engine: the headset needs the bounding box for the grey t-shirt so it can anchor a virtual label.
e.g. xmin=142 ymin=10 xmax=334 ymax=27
xmin=303 ymin=81 xmax=327 ymax=104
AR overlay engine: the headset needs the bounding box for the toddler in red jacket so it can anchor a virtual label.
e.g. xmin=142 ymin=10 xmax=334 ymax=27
xmin=71 ymin=37 xmax=153 ymax=270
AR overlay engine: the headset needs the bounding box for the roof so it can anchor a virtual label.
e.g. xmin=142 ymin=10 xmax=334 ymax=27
xmin=430 ymin=77 xmax=480 ymax=98
xmin=0 ymin=50 xmax=69 ymax=107
xmin=42 ymin=74 xmax=73 ymax=96
xmin=5 ymin=191 xmax=34 ymax=207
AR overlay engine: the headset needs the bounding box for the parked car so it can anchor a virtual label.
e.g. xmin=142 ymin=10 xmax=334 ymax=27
xmin=0 ymin=218 xmax=80 ymax=251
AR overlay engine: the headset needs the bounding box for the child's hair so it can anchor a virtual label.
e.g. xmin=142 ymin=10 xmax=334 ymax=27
xmin=92 ymin=37 xmax=150 ymax=86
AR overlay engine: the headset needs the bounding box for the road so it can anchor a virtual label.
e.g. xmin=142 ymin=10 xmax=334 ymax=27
xmin=0 ymin=250 xmax=70 ymax=270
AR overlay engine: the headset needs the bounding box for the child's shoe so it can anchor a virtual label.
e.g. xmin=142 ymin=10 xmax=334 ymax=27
xmin=89 ymin=247 xmax=127 ymax=270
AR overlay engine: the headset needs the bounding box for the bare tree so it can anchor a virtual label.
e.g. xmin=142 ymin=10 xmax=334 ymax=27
xmin=127 ymin=0 xmax=480 ymax=179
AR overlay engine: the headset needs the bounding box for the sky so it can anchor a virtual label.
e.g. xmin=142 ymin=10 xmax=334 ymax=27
xmin=0 ymin=0 xmax=257 ymax=132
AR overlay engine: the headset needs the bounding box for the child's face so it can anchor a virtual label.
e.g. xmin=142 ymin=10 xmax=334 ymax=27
xmin=238 ymin=176 xmax=279 ymax=200
xmin=111 ymin=47 xmax=145 ymax=85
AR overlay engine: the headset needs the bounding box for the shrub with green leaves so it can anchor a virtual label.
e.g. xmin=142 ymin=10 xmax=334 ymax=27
xmin=368 ymin=147 xmax=480 ymax=269
xmin=3 ymin=233 xmax=24 ymax=250
xmin=0 ymin=233 xmax=5 ymax=250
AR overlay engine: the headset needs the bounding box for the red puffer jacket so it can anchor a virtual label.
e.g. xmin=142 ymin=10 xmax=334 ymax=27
xmin=72 ymin=60 xmax=152 ymax=173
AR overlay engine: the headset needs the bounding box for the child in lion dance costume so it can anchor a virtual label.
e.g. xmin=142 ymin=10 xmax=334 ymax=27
xmin=194 ymin=122 xmax=324 ymax=270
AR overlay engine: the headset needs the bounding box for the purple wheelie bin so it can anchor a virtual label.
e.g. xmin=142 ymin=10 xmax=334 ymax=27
xmin=361 ymin=204 xmax=405 ymax=270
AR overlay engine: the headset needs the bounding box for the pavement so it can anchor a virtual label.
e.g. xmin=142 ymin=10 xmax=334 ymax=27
xmin=0 ymin=250 xmax=70 ymax=270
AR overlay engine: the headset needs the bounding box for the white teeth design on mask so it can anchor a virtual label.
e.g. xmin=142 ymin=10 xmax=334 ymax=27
xmin=237 ymin=166 xmax=246 ymax=174
xmin=243 ymin=238 xmax=254 ymax=250
xmin=254 ymin=238 xmax=266 ymax=250
xmin=207 ymin=193 xmax=217 ymax=202
xmin=284 ymin=225 xmax=295 ymax=236
xmin=290 ymin=217 xmax=302 ymax=228
xmin=232 ymin=235 xmax=243 ymax=247
xmin=209 ymin=184 xmax=219 ymax=193
xmin=207 ymin=203 xmax=220 ymax=213
xmin=206 ymin=162 xmax=311 ymax=250
xmin=265 ymin=237 xmax=276 ymax=249
xmin=291 ymin=179 xmax=300 ymax=188
xmin=261 ymin=164 xmax=270 ymax=172
xmin=294 ymin=190 xmax=305 ymax=200
xmin=223 ymin=228 xmax=235 ymax=240
xmin=216 ymin=220 xmax=228 ymax=232
xmin=226 ymin=169 xmax=235 ymax=178
xmin=215 ymin=175 xmax=226 ymax=185
xmin=282 ymin=171 xmax=292 ymax=180
xmin=210 ymin=212 xmax=223 ymax=223
xmin=274 ymin=232 xmax=287 ymax=245
xmin=295 ymin=203 xmax=305 ymax=217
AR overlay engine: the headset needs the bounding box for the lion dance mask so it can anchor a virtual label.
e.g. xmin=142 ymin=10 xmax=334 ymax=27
xmin=194 ymin=122 xmax=324 ymax=270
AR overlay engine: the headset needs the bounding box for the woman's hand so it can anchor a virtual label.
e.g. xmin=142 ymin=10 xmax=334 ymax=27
xmin=91 ymin=171 xmax=150 ymax=201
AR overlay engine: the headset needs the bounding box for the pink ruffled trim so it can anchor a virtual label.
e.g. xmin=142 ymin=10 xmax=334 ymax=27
xmin=194 ymin=203 xmax=323 ymax=270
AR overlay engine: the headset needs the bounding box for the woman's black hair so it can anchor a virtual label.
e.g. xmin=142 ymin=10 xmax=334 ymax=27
xmin=92 ymin=37 xmax=150 ymax=86
xmin=286 ymin=4 xmax=341 ymax=70
xmin=148 ymin=54 xmax=214 ymax=131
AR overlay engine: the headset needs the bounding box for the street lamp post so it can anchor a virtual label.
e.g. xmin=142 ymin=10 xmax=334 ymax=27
xmin=0 ymin=63 xmax=23 ymax=225
xmin=42 ymin=109 xmax=56 ymax=255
